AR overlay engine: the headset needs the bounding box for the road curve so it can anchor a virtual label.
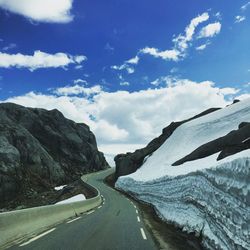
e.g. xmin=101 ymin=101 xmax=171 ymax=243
xmin=8 ymin=169 xmax=157 ymax=250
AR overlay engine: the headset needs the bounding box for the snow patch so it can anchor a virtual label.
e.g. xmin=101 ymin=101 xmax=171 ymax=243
xmin=54 ymin=185 xmax=67 ymax=191
xmin=55 ymin=194 xmax=86 ymax=204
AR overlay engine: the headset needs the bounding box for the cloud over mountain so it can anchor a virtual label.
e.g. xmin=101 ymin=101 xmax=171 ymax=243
xmin=0 ymin=0 xmax=74 ymax=23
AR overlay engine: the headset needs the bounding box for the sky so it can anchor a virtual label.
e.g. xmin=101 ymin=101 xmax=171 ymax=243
xmin=0 ymin=0 xmax=249 ymax=165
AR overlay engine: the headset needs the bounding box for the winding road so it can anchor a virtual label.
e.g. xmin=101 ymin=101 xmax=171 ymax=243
xmin=8 ymin=169 xmax=157 ymax=250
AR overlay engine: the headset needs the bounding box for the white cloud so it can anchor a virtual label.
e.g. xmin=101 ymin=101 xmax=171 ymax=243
xmin=111 ymin=64 xmax=135 ymax=74
xmin=53 ymin=84 xmax=102 ymax=96
xmin=174 ymin=12 xmax=210 ymax=51
xmin=2 ymin=43 xmax=17 ymax=51
xmin=215 ymin=12 xmax=222 ymax=20
xmin=140 ymin=47 xmax=180 ymax=61
xmin=140 ymin=12 xmax=209 ymax=61
xmin=114 ymin=12 xmax=212 ymax=72
xmin=75 ymin=65 xmax=83 ymax=70
xmin=126 ymin=56 xmax=140 ymax=65
xmin=3 ymin=79 xmax=240 ymax=152
xmin=196 ymin=42 xmax=210 ymax=51
xmin=170 ymin=67 xmax=178 ymax=73
xmin=111 ymin=56 xmax=139 ymax=74
xmin=241 ymin=2 xmax=250 ymax=11
xmin=198 ymin=22 xmax=221 ymax=38
xmin=120 ymin=81 xmax=130 ymax=86
xmin=73 ymin=79 xmax=88 ymax=84
xmin=0 ymin=0 xmax=74 ymax=23
xmin=0 ymin=50 xmax=86 ymax=71
xmin=236 ymin=93 xmax=250 ymax=100
xmin=235 ymin=15 xmax=246 ymax=23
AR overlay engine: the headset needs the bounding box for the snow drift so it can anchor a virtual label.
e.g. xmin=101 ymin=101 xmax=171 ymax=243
xmin=116 ymin=99 xmax=250 ymax=250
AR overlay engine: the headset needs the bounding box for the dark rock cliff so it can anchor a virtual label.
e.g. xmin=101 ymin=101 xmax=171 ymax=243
xmin=0 ymin=103 xmax=109 ymax=205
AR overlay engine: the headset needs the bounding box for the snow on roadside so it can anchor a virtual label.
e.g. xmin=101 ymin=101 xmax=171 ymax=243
xmin=55 ymin=194 xmax=86 ymax=204
xmin=54 ymin=185 xmax=67 ymax=191
xmin=116 ymin=151 xmax=250 ymax=250
xmin=116 ymin=99 xmax=250 ymax=250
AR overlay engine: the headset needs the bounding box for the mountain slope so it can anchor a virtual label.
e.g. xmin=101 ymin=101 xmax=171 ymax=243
xmin=115 ymin=99 xmax=250 ymax=250
xmin=0 ymin=103 xmax=109 ymax=207
xmin=114 ymin=107 xmax=220 ymax=179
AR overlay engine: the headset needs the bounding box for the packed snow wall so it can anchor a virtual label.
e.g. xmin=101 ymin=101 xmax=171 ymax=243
xmin=116 ymin=99 xmax=250 ymax=250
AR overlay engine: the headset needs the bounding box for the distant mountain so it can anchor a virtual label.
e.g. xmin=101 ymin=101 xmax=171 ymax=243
xmin=0 ymin=103 xmax=109 ymax=207
xmin=115 ymin=99 xmax=250 ymax=250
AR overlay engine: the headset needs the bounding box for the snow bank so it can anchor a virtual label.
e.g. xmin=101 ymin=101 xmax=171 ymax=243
xmin=116 ymin=99 xmax=250 ymax=250
xmin=56 ymin=194 xmax=86 ymax=204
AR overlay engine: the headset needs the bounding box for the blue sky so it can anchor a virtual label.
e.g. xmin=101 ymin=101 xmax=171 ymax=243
xmin=0 ymin=0 xmax=249 ymax=162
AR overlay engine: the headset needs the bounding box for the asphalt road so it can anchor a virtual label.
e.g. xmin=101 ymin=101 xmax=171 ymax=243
xmin=8 ymin=169 xmax=157 ymax=250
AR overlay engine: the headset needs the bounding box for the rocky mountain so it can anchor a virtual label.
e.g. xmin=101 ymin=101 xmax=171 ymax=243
xmin=115 ymin=99 xmax=250 ymax=250
xmin=0 ymin=103 xmax=109 ymax=208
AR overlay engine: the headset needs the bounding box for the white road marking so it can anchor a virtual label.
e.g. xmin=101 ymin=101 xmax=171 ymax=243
xmin=19 ymin=228 xmax=56 ymax=246
xmin=133 ymin=205 xmax=136 ymax=208
xmin=66 ymin=217 xmax=81 ymax=224
xmin=87 ymin=210 xmax=95 ymax=215
xmin=135 ymin=209 xmax=138 ymax=214
xmin=137 ymin=216 xmax=140 ymax=222
xmin=98 ymin=205 xmax=102 ymax=209
xmin=140 ymin=228 xmax=147 ymax=240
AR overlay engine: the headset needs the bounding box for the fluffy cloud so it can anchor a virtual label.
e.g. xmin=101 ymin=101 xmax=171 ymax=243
xmin=120 ymin=81 xmax=130 ymax=86
xmin=198 ymin=22 xmax=221 ymax=38
xmin=235 ymin=16 xmax=246 ymax=23
xmin=111 ymin=64 xmax=135 ymax=74
xmin=111 ymin=56 xmax=139 ymax=74
xmin=140 ymin=47 xmax=180 ymax=61
xmin=174 ymin=12 xmax=209 ymax=51
xmin=241 ymin=2 xmax=250 ymax=11
xmin=73 ymin=79 xmax=88 ymax=84
xmin=114 ymin=12 xmax=222 ymax=73
xmin=140 ymin=12 xmax=209 ymax=61
xmin=126 ymin=56 xmax=140 ymax=65
xmin=3 ymin=79 xmax=241 ymax=157
xmin=0 ymin=0 xmax=74 ymax=23
xmin=196 ymin=42 xmax=210 ymax=51
xmin=0 ymin=50 xmax=86 ymax=71
xmin=53 ymin=84 xmax=102 ymax=96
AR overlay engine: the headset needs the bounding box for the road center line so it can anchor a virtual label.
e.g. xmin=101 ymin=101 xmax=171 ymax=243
xmin=66 ymin=217 xmax=81 ymax=224
xmin=135 ymin=209 xmax=138 ymax=214
xmin=140 ymin=228 xmax=147 ymax=240
xmin=19 ymin=228 xmax=56 ymax=246
xmin=137 ymin=216 xmax=140 ymax=222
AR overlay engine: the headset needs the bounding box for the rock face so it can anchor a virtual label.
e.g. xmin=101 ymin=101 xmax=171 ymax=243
xmin=0 ymin=103 xmax=109 ymax=205
xmin=115 ymin=108 xmax=220 ymax=178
